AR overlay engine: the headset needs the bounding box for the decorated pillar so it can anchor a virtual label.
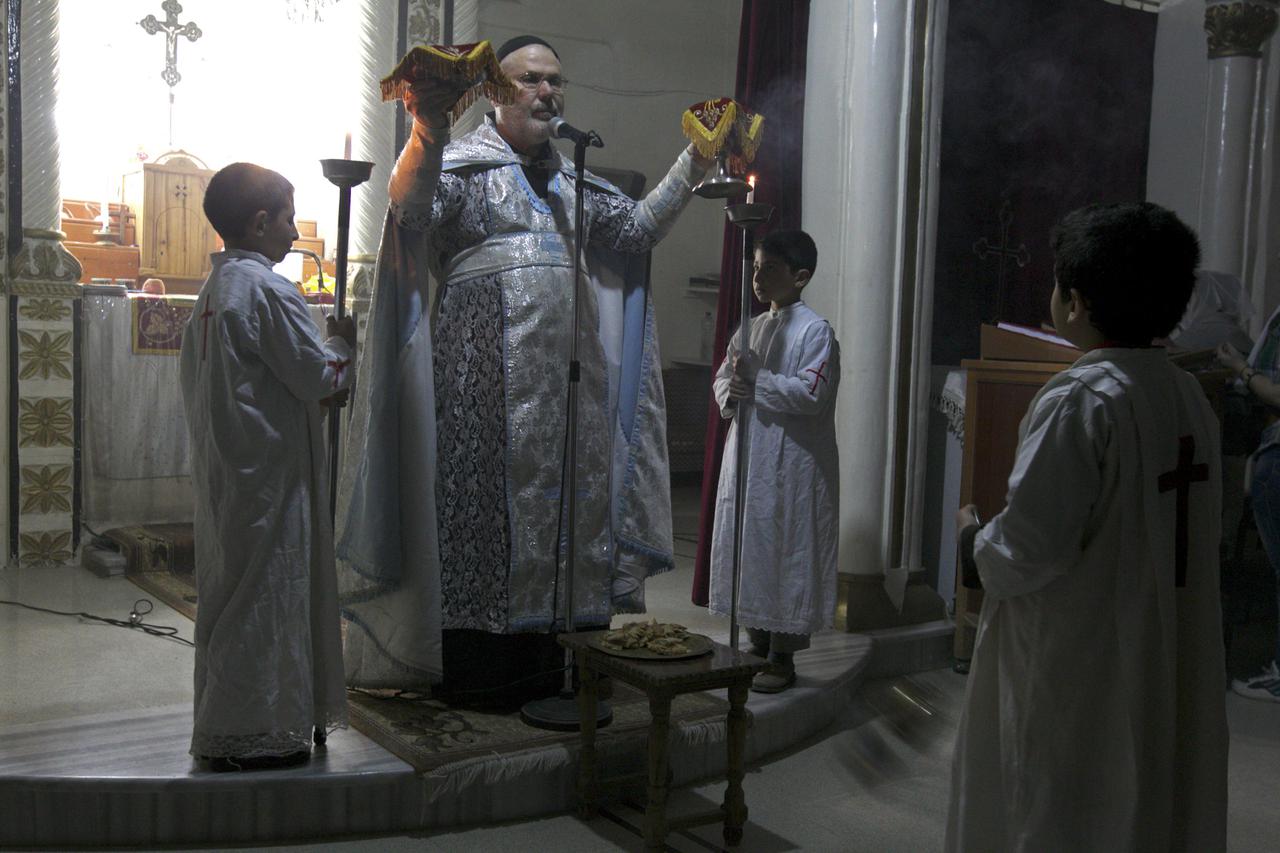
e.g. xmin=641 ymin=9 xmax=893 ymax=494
xmin=802 ymin=0 xmax=947 ymax=628
xmin=5 ymin=0 xmax=83 ymax=567
xmin=1 ymin=4 xmax=10 ymax=563
xmin=353 ymin=0 xmax=401 ymax=263
xmin=1198 ymin=1 xmax=1279 ymax=279
xmin=19 ymin=0 xmax=58 ymax=232
xmin=353 ymin=0 xmax=475 ymax=269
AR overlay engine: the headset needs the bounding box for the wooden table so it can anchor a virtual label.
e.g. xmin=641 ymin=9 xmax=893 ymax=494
xmin=558 ymin=631 xmax=768 ymax=850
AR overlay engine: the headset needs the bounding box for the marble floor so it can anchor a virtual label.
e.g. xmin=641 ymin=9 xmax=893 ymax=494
xmin=3 ymin=484 xmax=1279 ymax=851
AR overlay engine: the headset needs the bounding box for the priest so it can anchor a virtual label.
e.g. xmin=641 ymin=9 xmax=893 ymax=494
xmin=337 ymin=35 xmax=712 ymax=701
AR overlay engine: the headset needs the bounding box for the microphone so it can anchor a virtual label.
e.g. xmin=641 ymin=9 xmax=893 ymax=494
xmin=549 ymin=116 xmax=603 ymax=148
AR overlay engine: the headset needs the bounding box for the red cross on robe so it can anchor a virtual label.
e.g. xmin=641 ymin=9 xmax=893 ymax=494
xmin=327 ymin=357 xmax=350 ymax=388
xmin=199 ymin=306 xmax=215 ymax=360
xmin=1158 ymin=434 xmax=1209 ymax=587
xmin=805 ymin=360 xmax=829 ymax=395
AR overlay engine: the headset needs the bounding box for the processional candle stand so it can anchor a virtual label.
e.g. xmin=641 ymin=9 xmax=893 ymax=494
xmin=681 ymin=97 xmax=768 ymax=651
xmin=692 ymin=163 xmax=773 ymax=652
xmin=319 ymin=156 xmax=374 ymax=522
xmin=520 ymin=122 xmax=617 ymax=732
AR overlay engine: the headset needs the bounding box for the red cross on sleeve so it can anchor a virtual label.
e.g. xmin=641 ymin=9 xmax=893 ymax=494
xmin=804 ymin=360 xmax=829 ymax=395
xmin=327 ymin=357 xmax=350 ymax=388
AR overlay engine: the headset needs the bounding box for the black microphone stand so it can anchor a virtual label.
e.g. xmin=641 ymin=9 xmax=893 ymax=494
xmin=522 ymin=126 xmax=613 ymax=732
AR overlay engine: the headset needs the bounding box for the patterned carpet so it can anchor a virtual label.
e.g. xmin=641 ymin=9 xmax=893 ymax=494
xmin=103 ymin=523 xmax=729 ymax=777
xmin=346 ymin=683 xmax=727 ymax=774
xmin=108 ymin=523 xmax=198 ymax=621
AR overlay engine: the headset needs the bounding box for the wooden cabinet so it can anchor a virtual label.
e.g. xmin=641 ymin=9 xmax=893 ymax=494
xmin=123 ymin=152 xmax=218 ymax=283
xmin=953 ymin=325 xmax=1077 ymax=661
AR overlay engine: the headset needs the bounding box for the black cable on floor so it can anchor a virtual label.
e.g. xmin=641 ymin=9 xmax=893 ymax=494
xmin=0 ymin=597 xmax=195 ymax=647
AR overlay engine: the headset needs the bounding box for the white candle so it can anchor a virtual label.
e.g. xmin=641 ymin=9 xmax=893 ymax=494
xmin=343 ymin=132 xmax=353 ymax=160
xmin=747 ymin=174 xmax=756 ymax=204
xmin=100 ymin=198 xmax=111 ymax=229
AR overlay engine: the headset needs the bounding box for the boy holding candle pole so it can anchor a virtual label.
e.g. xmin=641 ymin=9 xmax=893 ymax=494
xmin=180 ymin=162 xmax=356 ymax=770
xmin=707 ymin=229 xmax=841 ymax=693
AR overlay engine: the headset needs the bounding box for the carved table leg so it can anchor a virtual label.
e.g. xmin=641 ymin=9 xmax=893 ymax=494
xmin=645 ymin=692 xmax=673 ymax=852
xmin=722 ymin=681 xmax=750 ymax=846
xmin=576 ymin=661 xmax=600 ymax=820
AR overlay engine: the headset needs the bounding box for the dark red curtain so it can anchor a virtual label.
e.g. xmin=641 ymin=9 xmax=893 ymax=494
xmin=691 ymin=0 xmax=809 ymax=605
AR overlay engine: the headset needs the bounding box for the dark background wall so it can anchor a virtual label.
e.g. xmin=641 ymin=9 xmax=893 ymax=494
xmin=931 ymin=0 xmax=1158 ymax=365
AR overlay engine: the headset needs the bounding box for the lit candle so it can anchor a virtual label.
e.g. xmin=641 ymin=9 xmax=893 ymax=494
xmin=343 ymin=132 xmax=353 ymax=160
xmin=100 ymin=197 xmax=111 ymax=229
xmin=747 ymin=174 xmax=756 ymax=204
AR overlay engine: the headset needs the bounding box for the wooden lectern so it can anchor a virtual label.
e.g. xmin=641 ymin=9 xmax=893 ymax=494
xmin=953 ymin=324 xmax=1078 ymax=662
xmin=123 ymin=152 xmax=219 ymax=292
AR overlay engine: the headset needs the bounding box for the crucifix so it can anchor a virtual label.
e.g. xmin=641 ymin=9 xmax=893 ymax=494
xmin=1158 ymin=435 xmax=1209 ymax=588
xmin=139 ymin=0 xmax=203 ymax=147
xmin=973 ymin=198 xmax=1031 ymax=323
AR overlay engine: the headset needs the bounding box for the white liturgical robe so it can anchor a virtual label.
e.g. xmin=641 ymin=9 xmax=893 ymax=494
xmin=708 ymin=301 xmax=840 ymax=635
xmin=179 ymin=250 xmax=353 ymax=759
xmin=946 ymin=348 xmax=1227 ymax=853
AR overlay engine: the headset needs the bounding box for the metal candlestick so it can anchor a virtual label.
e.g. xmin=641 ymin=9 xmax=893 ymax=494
xmin=724 ymin=200 xmax=773 ymax=651
xmin=693 ymin=152 xmax=751 ymax=200
xmin=320 ymin=157 xmax=374 ymax=521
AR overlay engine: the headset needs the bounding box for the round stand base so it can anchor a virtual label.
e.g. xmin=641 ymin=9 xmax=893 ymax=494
xmin=520 ymin=692 xmax=613 ymax=732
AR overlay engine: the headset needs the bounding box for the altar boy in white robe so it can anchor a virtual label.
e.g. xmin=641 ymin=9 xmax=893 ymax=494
xmin=708 ymin=230 xmax=840 ymax=693
xmin=180 ymin=163 xmax=356 ymax=771
xmin=947 ymin=202 xmax=1227 ymax=852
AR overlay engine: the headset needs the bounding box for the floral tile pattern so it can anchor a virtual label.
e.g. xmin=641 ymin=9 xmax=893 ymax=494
xmin=18 ymin=297 xmax=72 ymax=322
xmin=18 ymin=398 xmax=74 ymax=447
xmin=19 ymin=531 xmax=73 ymax=567
xmin=20 ymin=464 xmax=72 ymax=514
xmin=18 ymin=330 xmax=73 ymax=380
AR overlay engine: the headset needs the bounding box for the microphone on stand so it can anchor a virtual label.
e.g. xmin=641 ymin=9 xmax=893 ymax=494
xmin=549 ymin=116 xmax=604 ymax=148
xmin=287 ymin=247 xmax=331 ymax=312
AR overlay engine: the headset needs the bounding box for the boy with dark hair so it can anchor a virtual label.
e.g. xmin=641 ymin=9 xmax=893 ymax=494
xmin=947 ymin=202 xmax=1227 ymax=851
xmin=707 ymin=228 xmax=840 ymax=693
xmin=180 ymin=162 xmax=356 ymax=771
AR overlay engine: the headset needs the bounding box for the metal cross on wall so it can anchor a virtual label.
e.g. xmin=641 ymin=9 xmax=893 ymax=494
xmin=973 ymin=198 xmax=1031 ymax=323
xmin=140 ymin=1 xmax=202 ymax=146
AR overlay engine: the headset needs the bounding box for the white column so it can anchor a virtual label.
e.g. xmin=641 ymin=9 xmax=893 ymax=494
xmin=354 ymin=0 xmax=474 ymax=259
xmin=1198 ymin=1 xmax=1278 ymax=279
xmin=20 ymin=0 xmax=61 ymax=231
xmin=1 ymin=8 xmax=10 ymax=565
xmin=354 ymin=0 xmax=400 ymax=259
xmin=449 ymin=0 xmax=485 ymax=138
xmin=803 ymin=0 xmax=940 ymax=596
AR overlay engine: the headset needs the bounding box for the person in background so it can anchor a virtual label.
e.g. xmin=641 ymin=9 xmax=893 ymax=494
xmin=1217 ymin=299 xmax=1280 ymax=703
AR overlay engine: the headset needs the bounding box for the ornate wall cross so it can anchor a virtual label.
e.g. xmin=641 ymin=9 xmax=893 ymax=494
xmin=139 ymin=1 xmax=203 ymax=88
xmin=973 ymin=199 xmax=1031 ymax=322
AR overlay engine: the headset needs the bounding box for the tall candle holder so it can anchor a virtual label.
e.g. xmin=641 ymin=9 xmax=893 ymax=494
xmin=319 ymin=157 xmax=375 ymax=521
xmin=723 ymin=198 xmax=773 ymax=651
